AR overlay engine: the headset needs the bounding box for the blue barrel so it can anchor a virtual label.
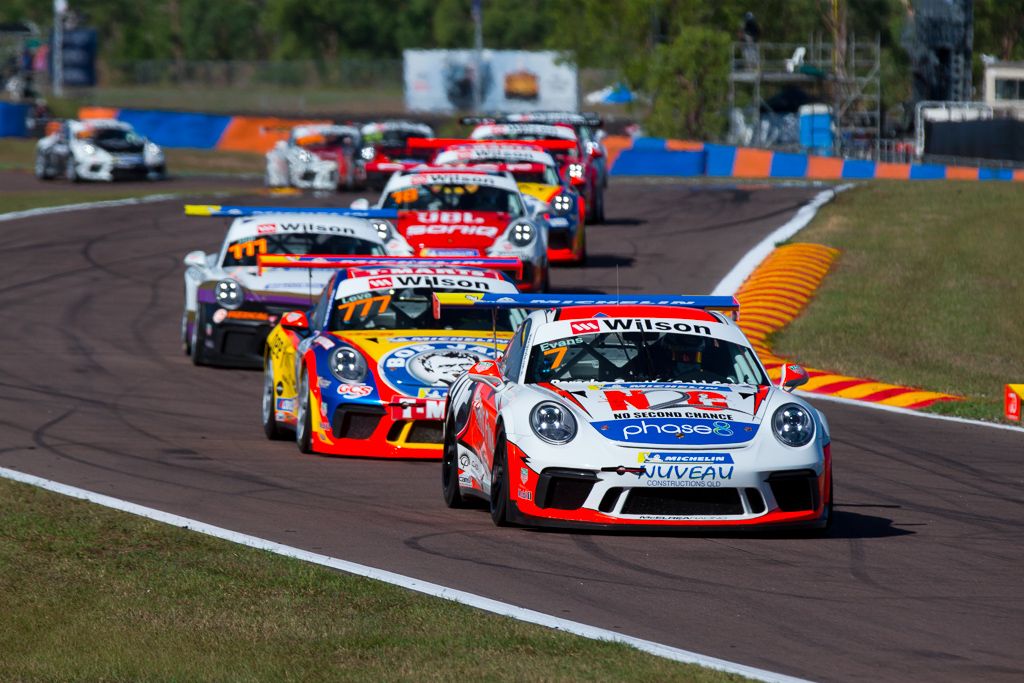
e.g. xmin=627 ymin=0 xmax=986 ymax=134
xmin=0 ymin=102 xmax=30 ymax=137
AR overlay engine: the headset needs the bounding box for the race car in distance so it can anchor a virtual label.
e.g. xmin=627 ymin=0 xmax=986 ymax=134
xmin=35 ymin=118 xmax=165 ymax=182
xmin=438 ymin=293 xmax=832 ymax=532
xmin=360 ymin=120 xmax=435 ymax=189
xmin=354 ymin=166 xmax=550 ymax=291
xmin=502 ymin=112 xmax=609 ymax=190
xmin=260 ymin=256 xmax=525 ymax=458
xmin=467 ymin=121 xmax=605 ymax=223
xmin=425 ymin=140 xmax=586 ymax=264
xmin=265 ymin=124 xmax=366 ymax=191
xmin=181 ymin=206 xmax=403 ymax=368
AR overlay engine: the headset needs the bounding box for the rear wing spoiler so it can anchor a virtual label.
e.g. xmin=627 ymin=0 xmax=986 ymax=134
xmin=407 ymin=137 xmax=576 ymax=152
xmin=432 ymin=293 xmax=739 ymax=320
xmin=257 ymin=255 xmax=523 ymax=279
xmin=460 ymin=113 xmax=602 ymax=127
xmin=185 ymin=204 xmax=399 ymax=219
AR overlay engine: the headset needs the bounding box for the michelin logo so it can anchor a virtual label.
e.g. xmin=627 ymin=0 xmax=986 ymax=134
xmin=638 ymin=452 xmax=734 ymax=464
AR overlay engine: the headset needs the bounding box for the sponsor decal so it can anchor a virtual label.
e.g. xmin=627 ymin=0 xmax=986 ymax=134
xmin=539 ymin=337 xmax=582 ymax=352
xmin=591 ymin=418 xmax=757 ymax=445
xmin=226 ymin=310 xmax=271 ymax=322
xmin=257 ymin=223 xmax=276 ymax=234
xmin=517 ymin=489 xmax=533 ymax=501
xmin=605 ymin=389 xmax=729 ymax=414
xmin=417 ymin=387 xmax=447 ymax=399
xmin=459 ymin=474 xmax=473 ymax=486
xmin=421 ymin=248 xmax=481 ymax=257
xmin=547 ymin=217 xmax=570 ymax=228
xmin=337 ymin=384 xmax=374 ymax=399
xmin=379 ymin=341 xmax=497 ymax=391
xmin=282 ymin=311 xmax=304 ymax=325
xmin=388 ymin=275 xmax=493 ymax=290
xmin=317 ymin=378 xmax=332 ymax=389
xmin=638 ymin=452 xmax=734 ymax=464
xmin=407 ymin=174 xmax=503 ymax=187
xmin=598 ymin=319 xmax=711 ymax=335
xmin=315 ymin=337 xmax=336 ymax=350
xmin=638 ymin=464 xmax=735 ymax=483
xmin=368 ymin=277 xmax=394 ymax=289
xmin=406 ymin=224 xmax=499 ymax=238
xmin=520 ymin=467 xmax=529 ymax=484
xmin=390 ymin=335 xmax=497 ymax=344
xmin=275 ymin=398 xmax=296 ymax=413
xmin=570 ymin=320 xmax=600 ymax=334
xmin=389 ymin=398 xmax=445 ymax=420
xmin=276 ymin=223 xmax=357 ymax=235
xmin=212 ymin=308 xmax=228 ymax=324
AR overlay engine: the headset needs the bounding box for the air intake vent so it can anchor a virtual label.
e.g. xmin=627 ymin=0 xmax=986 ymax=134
xmin=621 ymin=488 xmax=744 ymax=516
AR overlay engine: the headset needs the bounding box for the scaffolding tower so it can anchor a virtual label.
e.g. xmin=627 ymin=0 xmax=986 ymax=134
xmin=728 ymin=37 xmax=882 ymax=158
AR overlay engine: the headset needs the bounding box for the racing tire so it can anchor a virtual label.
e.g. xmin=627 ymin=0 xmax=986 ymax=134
xmin=34 ymin=154 xmax=52 ymax=180
xmin=190 ymin=306 xmax=209 ymax=366
xmin=180 ymin=308 xmax=192 ymax=356
xmin=442 ymin=417 xmax=469 ymax=508
xmin=66 ymin=159 xmax=80 ymax=183
xmin=593 ymin=187 xmax=605 ymax=224
xmin=261 ymin=362 xmax=288 ymax=441
xmin=295 ymin=369 xmax=314 ymax=454
xmin=489 ymin=432 xmax=511 ymax=527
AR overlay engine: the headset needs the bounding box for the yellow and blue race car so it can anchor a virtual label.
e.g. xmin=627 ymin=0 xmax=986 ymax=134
xmin=260 ymin=255 xmax=525 ymax=459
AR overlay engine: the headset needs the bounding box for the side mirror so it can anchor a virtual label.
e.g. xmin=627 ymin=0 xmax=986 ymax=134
xmin=569 ymin=175 xmax=586 ymax=187
xmin=779 ymin=363 xmax=809 ymax=392
xmin=468 ymin=360 xmax=503 ymax=388
xmin=350 ymin=198 xmax=371 ymax=210
xmin=183 ymin=250 xmax=207 ymax=267
xmin=280 ymin=310 xmax=310 ymax=331
xmin=587 ymin=142 xmax=603 ymax=158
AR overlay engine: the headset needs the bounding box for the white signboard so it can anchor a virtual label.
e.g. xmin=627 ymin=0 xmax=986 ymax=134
xmin=403 ymin=49 xmax=578 ymax=113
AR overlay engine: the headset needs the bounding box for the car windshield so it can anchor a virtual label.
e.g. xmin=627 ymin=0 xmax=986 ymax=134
xmin=329 ymin=287 xmax=523 ymax=331
xmin=382 ymin=183 xmax=524 ymax=215
xmin=84 ymin=128 xmax=145 ymax=150
xmin=221 ymin=234 xmax=385 ymax=267
xmin=524 ymin=330 xmax=768 ymax=385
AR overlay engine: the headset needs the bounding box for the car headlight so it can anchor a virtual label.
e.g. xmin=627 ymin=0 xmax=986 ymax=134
xmin=214 ymin=279 xmax=244 ymax=310
xmin=81 ymin=143 xmax=98 ymax=156
xmin=772 ymin=403 xmax=815 ymax=447
xmin=551 ymin=193 xmax=573 ymax=215
xmin=145 ymin=141 xmax=163 ymax=158
xmin=330 ymin=346 xmax=368 ymax=383
xmin=508 ymin=222 xmax=536 ymax=247
xmin=371 ymin=219 xmax=394 ymax=241
xmin=360 ymin=146 xmax=375 ymax=161
xmin=530 ymin=401 xmax=577 ymax=444
xmin=296 ymin=150 xmax=313 ymax=163
xmin=568 ymin=163 xmax=584 ymax=179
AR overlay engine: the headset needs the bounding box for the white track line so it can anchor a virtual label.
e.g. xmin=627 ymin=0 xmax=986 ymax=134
xmin=799 ymin=392 xmax=1024 ymax=433
xmin=711 ymin=184 xmax=853 ymax=296
xmin=0 ymin=194 xmax=182 ymax=223
xmin=712 ymin=184 xmax=1024 ymax=434
xmin=0 ymin=466 xmax=811 ymax=683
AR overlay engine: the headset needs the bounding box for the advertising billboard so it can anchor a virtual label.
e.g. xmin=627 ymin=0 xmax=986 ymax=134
xmin=404 ymin=49 xmax=577 ymax=113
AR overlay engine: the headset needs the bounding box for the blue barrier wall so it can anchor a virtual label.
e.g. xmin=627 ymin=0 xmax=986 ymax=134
xmin=116 ymin=110 xmax=232 ymax=149
xmin=0 ymin=102 xmax=29 ymax=137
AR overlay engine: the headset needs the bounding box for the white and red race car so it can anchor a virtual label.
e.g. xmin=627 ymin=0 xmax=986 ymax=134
xmin=265 ymin=124 xmax=366 ymax=191
xmin=438 ymin=293 xmax=832 ymax=532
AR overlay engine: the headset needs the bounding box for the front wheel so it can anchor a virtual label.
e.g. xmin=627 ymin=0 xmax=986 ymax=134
xmin=66 ymin=158 xmax=79 ymax=183
xmin=35 ymin=154 xmax=52 ymax=180
xmin=489 ymin=433 xmax=511 ymax=526
xmin=295 ymin=369 xmax=314 ymax=454
xmin=190 ymin=306 xmax=209 ymax=366
xmin=262 ymin=362 xmax=288 ymax=440
xmin=442 ymin=417 xmax=469 ymax=508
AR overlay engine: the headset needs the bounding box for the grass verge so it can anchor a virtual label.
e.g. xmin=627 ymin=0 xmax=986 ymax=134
xmin=0 ymin=478 xmax=745 ymax=682
xmin=0 ymin=138 xmax=264 ymax=176
xmin=772 ymin=181 xmax=1024 ymax=422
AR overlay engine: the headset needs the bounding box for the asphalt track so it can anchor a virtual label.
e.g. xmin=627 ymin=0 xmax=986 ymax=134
xmin=0 ymin=175 xmax=1020 ymax=682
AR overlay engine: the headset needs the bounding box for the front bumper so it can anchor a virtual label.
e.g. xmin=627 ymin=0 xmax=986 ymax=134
xmin=290 ymin=161 xmax=338 ymax=191
xmin=74 ymin=157 xmax=161 ymax=182
xmin=496 ymin=441 xmax=831 ymax=530
xmin=308 ymin=400 xmax=444 ymax=459
xmin=191 ymin=301 xmax=298 ymax=368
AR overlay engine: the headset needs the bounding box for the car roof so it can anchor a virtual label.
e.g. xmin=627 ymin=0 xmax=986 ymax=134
xmin=332 ymin=266 xmax=520 ymax=300
xmin=292 ymin=124 xmax=360 ymax=139
xmin=224 ymin=213 xmax=385 ymax=244
xmin=69 ymin=119 xmax=132 ymax=132
xmin=526 ymin=306 xmax=751 ymax=347
xmin=361 ymin=121 xmax=434 ymax=135
xmin=383 ymin=168 xmax=520 ymax=193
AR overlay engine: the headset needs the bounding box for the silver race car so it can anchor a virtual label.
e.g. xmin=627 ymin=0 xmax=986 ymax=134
xmin=265 ymin=124 xmax=366 ymax=191
xmin=35 ymin=119 xmax=165 ymax=182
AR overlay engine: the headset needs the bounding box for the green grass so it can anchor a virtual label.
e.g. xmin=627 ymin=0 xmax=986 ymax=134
xmin=0 ymin=138 xmax=264 ymax=176
xmin=773 ymin=181 xmax=1024 ymax=422
xmin=0 ymin=478 xmax=745 ymax=683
